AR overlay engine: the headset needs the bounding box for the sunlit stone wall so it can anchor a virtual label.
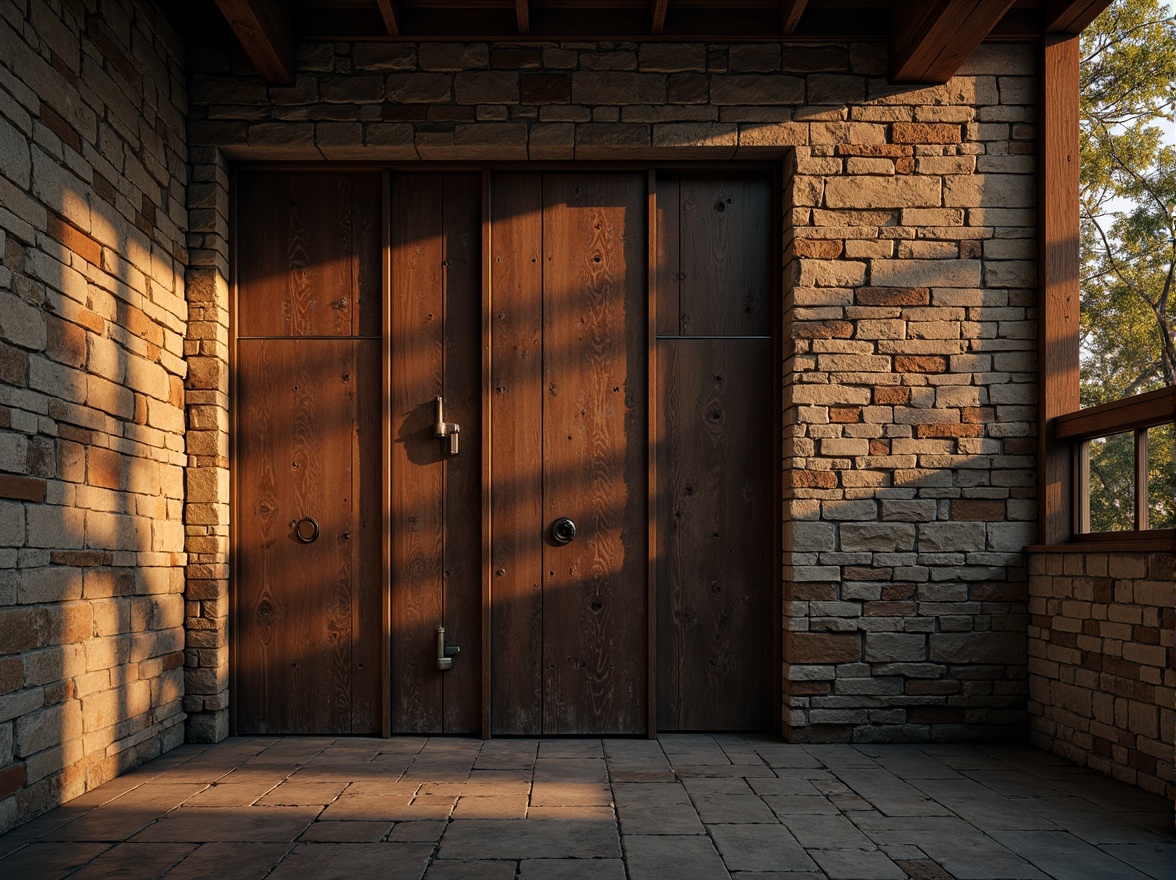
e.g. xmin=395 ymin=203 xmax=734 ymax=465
xmin=0 ymin=0 xmax=188 ymax=832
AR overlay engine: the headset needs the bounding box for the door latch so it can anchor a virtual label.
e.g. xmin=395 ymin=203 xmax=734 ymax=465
xmin=436 ymin=626 xmax=460 ymax=671
xmin=434 ymin=396 xmax=461 ymax=456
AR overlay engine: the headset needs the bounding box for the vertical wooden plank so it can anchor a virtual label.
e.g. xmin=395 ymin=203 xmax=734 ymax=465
xmin=481 ymin=170 xmax=494 ymax=740
xmin=381 ymin=170 xmax=393 ymax=738
xmin=657 ymin=339 xmax=774 ymax=731
xmin=646 ymin=169 xmax=659 ymax=739
xmin=442 ymin=173 xmax=484 ymax=734
xmin=678 ymin=175 xmax=772 ymax=337
xmin=391 ymin=174 xmax=445 ymax=734
xmin=489 ymin=173 xmax=545 ymax=736
xmin=354 ymin=172 xmax=383 ymax=338
xmin=770 ymin=167 xmax=783 ymax=737
xmin=542 ymin=172 xmax=647 ymax=735
xmin=654 ymin=173 xmax=681 ymax=337
xmin=237 ymin=173 xmax=355 ymax=338
xmin=352 ymin=338 xmax=383 ymax=732
xmin=1039 ymin=34 xmax=1081 ymax=544
xmin=237 ymin=339 xmax=360 ymax=734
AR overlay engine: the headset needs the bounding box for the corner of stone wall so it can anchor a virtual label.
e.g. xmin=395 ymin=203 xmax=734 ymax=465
xmin=1028 ymin=548 xmax=1175 ymax=798
xmin=183 ymin=147 xmax=231 ymax=743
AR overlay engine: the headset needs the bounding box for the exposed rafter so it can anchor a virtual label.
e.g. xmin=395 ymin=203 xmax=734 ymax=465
xmin=214 ymin=0 xmax=293 ymax=85
xmin=780 ymin=0 xmax=809 ymax=34
xmin=651 ymin=0 xmax=670 ymax=35
xmin=516 ymin=0 xmax=530 ymax=35
xmin=376 ymin=0 xmax=401 ymax=36
xmin=890 ymin=0 xmax=1017 ymax=84
xmin=1042 ymin=0 xmax=1113 ymax=32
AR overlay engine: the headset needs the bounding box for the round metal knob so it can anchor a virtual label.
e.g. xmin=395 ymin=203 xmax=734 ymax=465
xmin=293 ymin=517 xmax=320 ymax=544
xmin=550 ymin=517 xmax=577 ymax=545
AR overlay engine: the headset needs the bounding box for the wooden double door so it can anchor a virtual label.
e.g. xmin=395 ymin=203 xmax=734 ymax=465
xmin=234 ymin=169 xmax=774 ymax=737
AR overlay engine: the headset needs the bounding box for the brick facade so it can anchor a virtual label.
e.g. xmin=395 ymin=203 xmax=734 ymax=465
xmin=0 ymin=0 xmax=189 ymax=832
xmin=184 ymin=38 xmax=1039 ymax=744
xmin=1028 ymin=550 xmax=1175 ymax=798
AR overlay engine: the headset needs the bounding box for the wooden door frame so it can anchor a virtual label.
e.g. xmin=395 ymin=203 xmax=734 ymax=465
xmin=228 ymin=161 xmax=782 ymax=739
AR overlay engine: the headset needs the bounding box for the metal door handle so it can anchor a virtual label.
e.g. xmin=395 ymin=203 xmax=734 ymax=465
xmin=292 ymin=517 xmax=319 ymax=543
xmin=434 ymin=396 xmax=461 ymax=456
xmin=551 ymin=517 xmax=577 ymax=545
xmin=436 ymin=625 xmax=460 ymax=670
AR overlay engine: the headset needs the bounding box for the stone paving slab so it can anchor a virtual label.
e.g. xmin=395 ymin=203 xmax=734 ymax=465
xmin=266 ymin=843 xmax=433 ymax=880
xmin=709 ymin=823 xmax=818 ymax=872
xmin=0 ymin=735 xmax=1171 ymax=879
xmin=160 ymin=842 xmax=292 ymax=880
xmin=810 ymin=847 xmax=907 ymax=880
xmin=423 ymin=858 xmax=517 ymax=879
xmin=65 ymin=842 xmax=197 ymax=880
xmin=990 ymin=830 xmax=1155 ymax=880
xmin=131 ymin=805 xmax=323 ymax=843
xmin=436 ymin=818 xmax=621 ymax=860
xmin=1098 ymin=843 xmax=1174 ymax=880
xmin=624 ymin=833 xmax=732 ymax=880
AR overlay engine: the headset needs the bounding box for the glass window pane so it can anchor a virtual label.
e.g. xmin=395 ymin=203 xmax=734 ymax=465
xmin=1148 ymin=424 xmax=1175 ymax=531
xmin=1087 ymin=431 xmax=1134 ymax=532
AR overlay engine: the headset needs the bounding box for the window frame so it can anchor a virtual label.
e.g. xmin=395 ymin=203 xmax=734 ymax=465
xmin=1037 ymin=34 xmax=1176 ymax=552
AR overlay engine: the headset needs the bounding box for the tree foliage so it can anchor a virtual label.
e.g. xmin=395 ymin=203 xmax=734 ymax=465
xmin=1079 ymin=0 xmax=1176 ymax=530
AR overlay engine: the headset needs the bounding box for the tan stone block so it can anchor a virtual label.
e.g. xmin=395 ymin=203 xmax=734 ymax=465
xmin=87 ymin=374 xmax=134 ymax=419
xmin=1108 ymin=555 xmax=1147 ymax=580
xmin=454 ymin=71 xmax=518 ymax=104
xmin=807 ymin=121 xmax=886 ymax=145
xmin=573 ymin=72 xmax=665 ymax=104
xmin=651 ymin=123 xmax=737 ymax=152
xmin=784 ymin=631 xmax=861 ymax=663
xmin=846 ymin=157 xmax=894 ymax=175
xmin=824 ymin=176 xmax=940 ymax=209
xmin=87 ymin=446 xmax=122 ymax=490
xmin=791 ymin=176 xmax=824 ymax=206
xmin=791 ymin=385 xmax=871 ymax=406
xmin=944 ymin=174 xmax=1035 ymax=208
xmin=799 ymin=259 xmax=867 ymax=288
xmin=871 ymin=259 xmax=980 ymax=288
xmin=855 ymin=319 xmax=905 ymax=339
xmin=893 ymin=122 xmax=961 ymax=144
xmin=844 ymin=240 xmax=894 ymax=259
xmin=19 ymin=566 xmax=83 ymax=603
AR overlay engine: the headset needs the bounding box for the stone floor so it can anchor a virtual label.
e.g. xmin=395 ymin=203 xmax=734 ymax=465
xmin=0 ymin=735 xmax=1171 ymax=879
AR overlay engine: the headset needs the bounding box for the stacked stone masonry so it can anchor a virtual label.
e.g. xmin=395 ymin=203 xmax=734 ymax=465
xmin=0 ymin=0 xmax=189 ymax=833
xmin=1028 ymin=550 xmax=1175 ymax=799
xmin=185 ymin=38 xmax=1040 ymax=745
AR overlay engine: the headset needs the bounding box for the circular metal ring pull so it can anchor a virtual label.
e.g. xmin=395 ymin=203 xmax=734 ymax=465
xmin=293 ymin=517 xmax=320 ymax=544
xmin=550 ymin=517 xmax=577 ymax=545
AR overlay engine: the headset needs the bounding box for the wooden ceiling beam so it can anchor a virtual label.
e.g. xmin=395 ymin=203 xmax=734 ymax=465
xmin=214 ymin=0 xmax=293 ymax=85
xmin=375 ymin=0 xmax=401 ymax=36
xmin=516 ymin=0 xmax=530 ymax=35
xmin=1042 ymin=0 xmax=1113 ymax=32
xmin=890 ymin=0 xmax=1017 ymax=84
xmin=780 ymin=0 xmax=809 ymax=34
xmin=651 ymin=0 xmax=670 ymax=35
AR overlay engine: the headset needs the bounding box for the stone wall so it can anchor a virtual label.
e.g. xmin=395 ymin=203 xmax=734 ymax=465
xmin=0 ymin=0 xmax=188 ymax=832
xmin=184 ymin=38 xmax=1038 ymax=742
xmin=1028 ymin=550 xmax=1175 ymax=798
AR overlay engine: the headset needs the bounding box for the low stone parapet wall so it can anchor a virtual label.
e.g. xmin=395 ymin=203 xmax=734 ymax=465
xmin=1028 ymin=549 xmax=1175 ymax=797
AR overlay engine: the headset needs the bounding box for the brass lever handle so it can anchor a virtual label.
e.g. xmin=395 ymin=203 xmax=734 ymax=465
xmin=434 ymin=396 xmax=461 ymax=456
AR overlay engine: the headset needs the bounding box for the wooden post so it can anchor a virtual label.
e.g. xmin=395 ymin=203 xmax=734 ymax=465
xmin=1038 ymin=34 xmax=1082 ymax=544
